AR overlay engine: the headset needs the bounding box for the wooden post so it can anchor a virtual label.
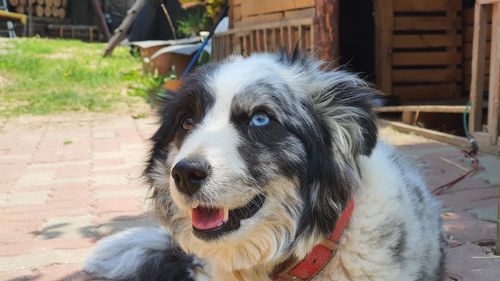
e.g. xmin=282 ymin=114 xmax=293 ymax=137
xmin=314 ymin=0 xmax=339 ymax=62
xmin=374 ymin=0 xmax=394 ymax=95
xmin=496 ymin=171 xmax=500 ymax=255
xmin=103 ymin=0 xmax=146 ymax=57
xmin=487 ymin=3 xmax=500 ymax=144
xmin=89 ymin=0 xmax=111 ymax=40
xmin=470 ymin=3 xmax=489 ymax=134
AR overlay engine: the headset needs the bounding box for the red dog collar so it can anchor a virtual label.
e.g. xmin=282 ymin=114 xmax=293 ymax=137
xmin=273 ymin=198 xmax=355 ymax=281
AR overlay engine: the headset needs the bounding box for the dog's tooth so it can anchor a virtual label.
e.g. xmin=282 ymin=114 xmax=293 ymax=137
xmin=223 ymin=208 xmax=229 ymax=222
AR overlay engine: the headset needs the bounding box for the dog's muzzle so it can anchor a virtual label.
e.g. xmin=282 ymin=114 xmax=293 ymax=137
xmin=171 ymin=157 xmax=266 ymax=240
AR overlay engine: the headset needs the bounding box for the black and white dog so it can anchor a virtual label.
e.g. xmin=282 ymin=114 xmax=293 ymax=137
xmin=85 ymin=51 xmax=444 ymax=280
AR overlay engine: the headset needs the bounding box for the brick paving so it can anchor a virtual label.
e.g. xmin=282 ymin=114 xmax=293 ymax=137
xmin=0 ymin=113 xmax=498 ymax=281
xmin=0 ymin=113 xmax=157 ymax=281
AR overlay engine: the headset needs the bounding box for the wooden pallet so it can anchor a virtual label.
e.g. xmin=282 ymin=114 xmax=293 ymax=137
xmin=375 ymin=0 xmax=463 ymax=101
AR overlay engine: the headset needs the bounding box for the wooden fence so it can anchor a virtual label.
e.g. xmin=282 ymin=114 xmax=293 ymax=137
xmin=212 ymin=18 xmax=316 ymax=61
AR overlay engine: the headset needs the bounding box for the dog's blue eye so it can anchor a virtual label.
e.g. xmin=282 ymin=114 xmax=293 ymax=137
xmin=250 ymin=112 xmax=270 ymax=127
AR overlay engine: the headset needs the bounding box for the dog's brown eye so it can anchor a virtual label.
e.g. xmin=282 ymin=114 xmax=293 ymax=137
xmin=182 ymin=116 xmax=195 ymax=131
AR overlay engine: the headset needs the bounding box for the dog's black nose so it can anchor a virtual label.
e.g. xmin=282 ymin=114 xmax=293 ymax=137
xmin=172 ymin=159 xmax=210 ymax=196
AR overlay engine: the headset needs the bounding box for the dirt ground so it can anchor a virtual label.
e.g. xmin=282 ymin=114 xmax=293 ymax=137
xmin=0 ymin=113 xmax=499 ymax=281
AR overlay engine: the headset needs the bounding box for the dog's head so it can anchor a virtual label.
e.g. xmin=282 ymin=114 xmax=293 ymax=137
xmin=145 ymin=51 xmax=377 ymax=270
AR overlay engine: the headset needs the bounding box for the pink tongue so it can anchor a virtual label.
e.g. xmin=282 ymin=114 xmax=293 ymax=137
xmin=191 ymin=207 xmax=225 ymax=230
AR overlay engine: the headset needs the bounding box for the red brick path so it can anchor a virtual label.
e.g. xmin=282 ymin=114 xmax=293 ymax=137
xmin=0 ymin=114 xmax=498 ymax=280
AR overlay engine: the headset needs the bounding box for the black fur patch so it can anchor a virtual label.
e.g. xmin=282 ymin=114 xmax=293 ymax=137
xmin=144 ymin=65 xmax=216 ymax=184
xmin=391 ymin=225 xmax=408 ymax=263
xmin=275 ymin=50 xmax=378 ymax=239
xmin=135 ymin=245 xmax=200 ymax=281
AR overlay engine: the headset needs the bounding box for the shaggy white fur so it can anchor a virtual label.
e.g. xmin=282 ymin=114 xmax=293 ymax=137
xmin=85 ymin=227 xmax=171 ymax=280
xmin=85 ymin=51 xmax=444 ymax=281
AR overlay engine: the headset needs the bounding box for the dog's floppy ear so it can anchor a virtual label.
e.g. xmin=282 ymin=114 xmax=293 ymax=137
xmin=295 ymin=66 xmax=379 ymax=240
xmin=311 ymin=72 xmax=378 ymax=157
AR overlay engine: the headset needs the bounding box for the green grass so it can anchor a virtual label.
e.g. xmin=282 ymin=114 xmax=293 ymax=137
xmin=0 ymin=38 xmax=149 ymax=116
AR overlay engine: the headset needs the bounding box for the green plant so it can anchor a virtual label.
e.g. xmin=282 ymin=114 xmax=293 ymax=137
xmin=177 ymin=10 xmax=212 ymax=37
xmin=124 ymin=69 xmax=176 ymax=102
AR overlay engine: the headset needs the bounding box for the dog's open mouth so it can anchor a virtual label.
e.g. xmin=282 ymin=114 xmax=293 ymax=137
xmin=191 ymin=194 xmax=265 ymax=240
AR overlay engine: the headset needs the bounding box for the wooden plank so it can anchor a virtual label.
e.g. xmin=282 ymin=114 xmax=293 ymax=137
xmin=250 ymin=30 xmax=255 ymax=52
xmin=394 ymin=17 xmax=462 ymax=31
xmin=315 ymin=0 xmax=339 ymax=61
xmin=257 ymin=30 xmax=262 ymax=51
xmin=465 ymin=59 xmax=491 ymax=75
xmin=241 ymin=0 xmax=315 ymax=17
xmin=379 ymin=120 xmax=469 ymax=149
xmin=232 ymin=4 xmax=242 ymax=21
xmin=310 ymin=23 xmax=315 ymax=53
xmin=487 ymin=3 xmax=500 ymax=144
xmin=298 ymin=25 xmax=303 ymax=49
xmin=374 ymin=0 xmax=393 ymax=95
xmin=375 ymin=105 xmax=466 ymax=113
xmin=464 ymin=7 xmax=493 ymax=25
xmin=0 ymin=10 xmax=27 ymax=24
xmin=241 ymin=12 xmax=284 ymax=25
xmin=393 ymin=52 xmax=461 ymax=66
xmin=470 ymin=3 xmax=490 ymax=133
xmin=464 ymin=8 xmax=475 ymax=25
xmin=478 ymin=0 xmax=500 ymax=4
xmin=287 ymin=25 xmax=292 ymax=51
xmin=240 ymin=0 xmax=289 ymax=17
xmin=392 ymin=84 xmax=460 ymax=99
xmin=465 ymin=24 xmax=493 ymax=42
xmin=393 ymin=0 xmax=460 ymax=11
xmin=465 ymin=75 xmax=491 ymax=90
xmin=392 ymin=34 xmax=461 ymax=48
xmin=215 ymin=18 xmax=314 ymax=35
xmin=263 ymin=29 xmax=268 ymax=51
xmin=393 ymin=69 xmax=462 ymax=83
xmin=284 ymin=7 xmax=315 ymax=19
xmin=294 ymin=0 xmax=316 ymax=9
xmin=465 ymin=42 xmax=492 ymax=59
xmin=271 ymin=28 xmax=276 ymax=50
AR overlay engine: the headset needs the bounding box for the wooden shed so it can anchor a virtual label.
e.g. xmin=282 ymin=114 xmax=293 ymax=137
xmin=214 ymin=0 xmax=486 ymax=102
xmin=212 ymin=0 xmax=499 ymax=154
